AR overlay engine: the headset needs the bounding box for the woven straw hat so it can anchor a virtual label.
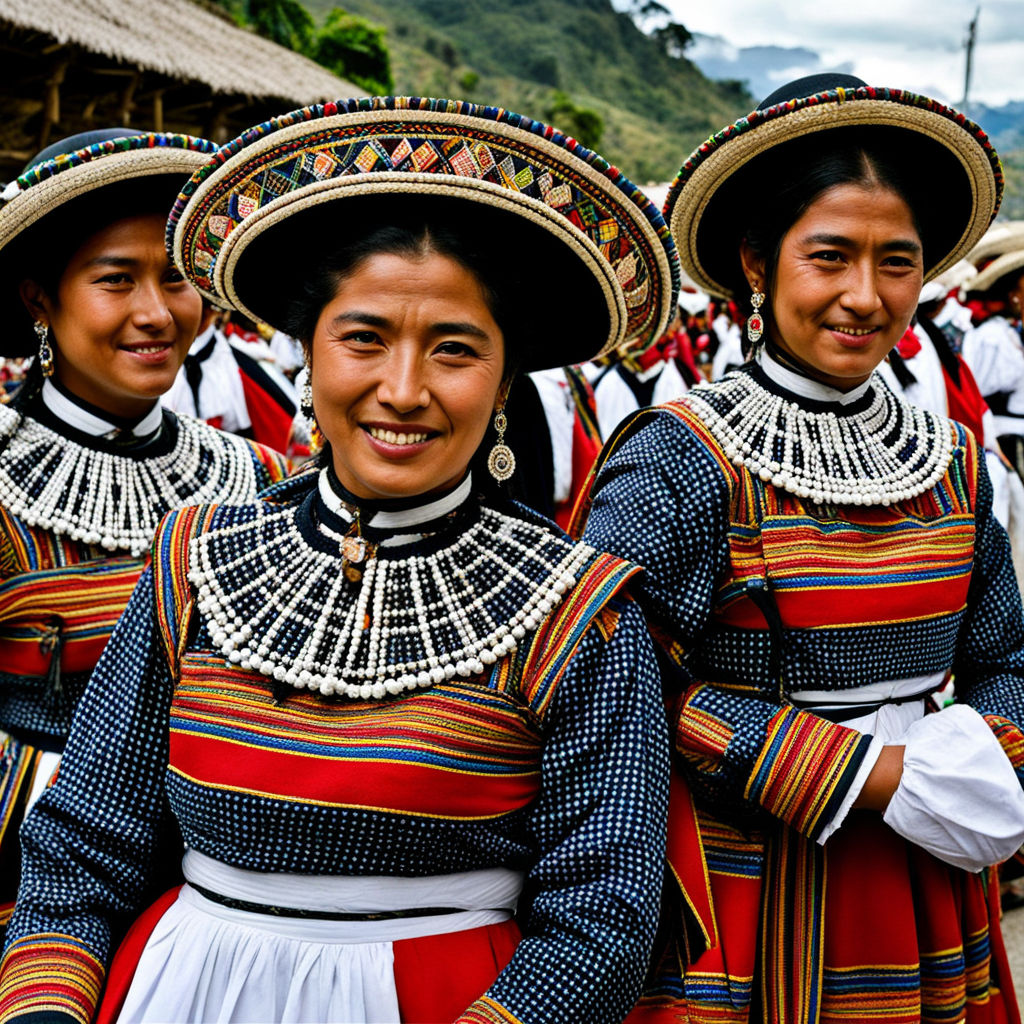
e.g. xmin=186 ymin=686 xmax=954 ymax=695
xmin=168 ymin=97 xmax=680 ymax=370
xmin=664 ymin=73 xmax=1003 ymax=300
xmin=0 ymin=129 xmax=217 ymax=357
xmin=967 ymin=221 xmax=1024 ymax=267
xmin=963 ymin=248 xmax=1024 ymax=296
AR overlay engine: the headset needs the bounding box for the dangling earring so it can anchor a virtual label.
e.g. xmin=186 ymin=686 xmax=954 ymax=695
xmin=746 ymin=291 xmax=765 ymax=344
xmin=34 ymin=321 xmax=54 ymax=378
xmin=487 ymin=407 xmax=516 ymax=482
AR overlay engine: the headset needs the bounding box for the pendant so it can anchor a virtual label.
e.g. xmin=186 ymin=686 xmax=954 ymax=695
xmin=340 ymin=533 xmax=375 ymax=583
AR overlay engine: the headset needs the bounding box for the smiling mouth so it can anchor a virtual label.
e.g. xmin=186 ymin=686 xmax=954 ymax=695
xmin=122 ymin=343 xmax=173 ymax=353
xmin=827 ymin=325 xmax=877 ymax=336
xmin=365 ymin=426 xmax=436 ymax=446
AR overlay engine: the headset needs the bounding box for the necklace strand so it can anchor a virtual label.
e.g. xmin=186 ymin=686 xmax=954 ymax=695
xmin=684 ymin=370 xmax=956 ymax=505
xmin=0 ymin=404 xmax=262 ymax=555
xmin=189 ymin=501 xmax=595 ymax=699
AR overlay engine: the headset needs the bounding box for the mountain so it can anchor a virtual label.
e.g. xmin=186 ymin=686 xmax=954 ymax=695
xmin=301 ymin=0 xmax=753 ymax=184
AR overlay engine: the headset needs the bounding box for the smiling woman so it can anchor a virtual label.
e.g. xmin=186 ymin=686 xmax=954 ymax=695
xmin=0 ymin=130 xmax=289 ymax=952
xmin=0 ymin=101 xmax=679 ymax=1024
xmin=581 ymin=73 xmax=1024 ymax=1023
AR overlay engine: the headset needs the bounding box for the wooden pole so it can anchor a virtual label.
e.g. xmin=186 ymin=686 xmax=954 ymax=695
xmin=117 ymin=69 xmax=142 ymax=125
xmin=152 ymin=89 xmax=165 ymax=132
xmin=37 ymin=58 xmax=69 ymax=150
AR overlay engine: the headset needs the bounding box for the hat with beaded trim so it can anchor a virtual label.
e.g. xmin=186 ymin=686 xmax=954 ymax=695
xmin=0 ymin=128 xmax=218 ymax=357
xmin=168 ymin=96 xmax=680 ymax=370
xmin=664 ymin=72 xmax=1003 ymax=301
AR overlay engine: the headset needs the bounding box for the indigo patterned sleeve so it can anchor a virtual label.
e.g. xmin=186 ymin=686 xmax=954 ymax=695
xmin=584 ymin=410 xmax=871 ymax=840
xmin=0 ymin=568 xmax=175 ymax=1024
xmin=953 ymin=452 xmax=1024 ymax=776
xmin=462 ymin=597 xmax=669 ymax=1024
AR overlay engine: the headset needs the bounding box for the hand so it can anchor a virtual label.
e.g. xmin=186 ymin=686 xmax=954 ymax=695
xmin=852 ymin=744 xmax=905 ymax=811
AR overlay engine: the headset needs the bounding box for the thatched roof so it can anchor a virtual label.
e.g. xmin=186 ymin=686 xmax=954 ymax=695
xmin=0 ymin=0 xmax=357 ymax=101
xmin=0 ymin=0 xmax=362 ymax=176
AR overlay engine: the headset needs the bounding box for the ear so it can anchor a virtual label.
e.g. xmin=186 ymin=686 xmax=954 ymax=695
xmin=198 ymin=304 xmax=219 ymax=336
xmin=739 ymin=240 xmax=766 ymax=293
xmin=18 ymin=279 xmax=51 ymax=323
xmin=495 ymin=377 xmax=513 ymax=409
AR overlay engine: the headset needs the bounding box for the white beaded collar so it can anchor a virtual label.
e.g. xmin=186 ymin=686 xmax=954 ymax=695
xmin=0 ymin=402 xmax=263 ymax=554
xmin=682 ymin=348 xmax=956 ymax=506
xmin=189 ymin=488 xmax=597 ymax=700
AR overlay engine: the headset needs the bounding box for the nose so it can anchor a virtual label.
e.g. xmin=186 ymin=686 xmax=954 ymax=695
xmin=840 ymin=261 xmax=883 ymax=318
xmin=376 ymin=347 xmax=430 ymax=412
xmin=131 ymin=277 xmax=174 ymax=331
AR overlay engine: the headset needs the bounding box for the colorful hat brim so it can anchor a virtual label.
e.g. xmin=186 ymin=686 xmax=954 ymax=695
xmin=169 ymin=99 xmax=680 ymax=369
xmin=664 ymin=87 xmax=1003 ymax=300
xmin=964 ymin=248 xmax=1024 ymax=296
xmin=0 ymin=134 xmax=217 ymax=358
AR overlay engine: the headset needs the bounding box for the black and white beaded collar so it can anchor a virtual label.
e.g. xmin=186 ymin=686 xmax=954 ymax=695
xmin=189 ymin=475 xmax=597 ymax=700
xmin=0 ymin=400 xmax=263 ymax=555
xmin=682 ymin=347 xmax=956 ymax=506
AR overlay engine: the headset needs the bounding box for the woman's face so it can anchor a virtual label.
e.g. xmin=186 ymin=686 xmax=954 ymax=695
xmin=742 ymin=183 xmax=924 ymax=389
xmin=21 ymin=213 xmax=201 ymax=418
xmin=310 ymin=250 xmax=506 ymax=501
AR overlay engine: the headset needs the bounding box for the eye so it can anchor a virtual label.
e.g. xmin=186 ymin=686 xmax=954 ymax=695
xmin=342 ymin=330 xmax=381 ymax=346
xmin=435 ymin=340 xmax=478 ymax=358
xmin=165 ymin=268 xmax=188 ymax=284
xmin=809 ymin=250 xmax=844 ymax=263
xmin=97 ymin=272 xmax=131 ymax=285
xmin=882 ymin=255 xmax=917 ymax=269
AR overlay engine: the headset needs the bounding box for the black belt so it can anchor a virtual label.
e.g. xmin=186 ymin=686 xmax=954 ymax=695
xmin=189 ymin=882 xmax=475 ymax=922
xmin=790 ymin=686 xmax=937 ymax=723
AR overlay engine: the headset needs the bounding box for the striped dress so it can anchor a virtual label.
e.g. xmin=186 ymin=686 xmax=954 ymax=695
xmin=0 ymin=396 xmax=287 ymax=940
xmin=583 ymin=369 xmax=1024 ymax=1024
xmin=0 ymin=473 xmax=669 ymax=1024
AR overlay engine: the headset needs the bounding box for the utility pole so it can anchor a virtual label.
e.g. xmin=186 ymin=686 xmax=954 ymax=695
xmin=962 ymin=5 xmax=980 ymax=115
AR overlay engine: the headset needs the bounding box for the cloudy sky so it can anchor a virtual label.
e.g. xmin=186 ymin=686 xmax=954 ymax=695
xmin=660 ymin=0 xmax=1023 ymax=108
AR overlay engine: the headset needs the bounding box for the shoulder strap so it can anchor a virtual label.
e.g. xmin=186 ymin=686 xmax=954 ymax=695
xmin=514 ymin=550 xmax=641 ymax=719
xmin=151 ymin=504 xmax=218 ymax=675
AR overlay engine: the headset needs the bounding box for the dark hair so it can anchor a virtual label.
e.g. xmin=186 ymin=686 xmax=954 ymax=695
xmin=283 ymin=218 xmax=520 ymax=383
xmin=733 ymin=128 xmax=933 ymax=314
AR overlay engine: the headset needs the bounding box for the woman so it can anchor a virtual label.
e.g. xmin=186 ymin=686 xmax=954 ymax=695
xmin=962 ymin=249 xmax=1024 ymax=478
xmin=580 ymin=73 xmax=1024 ymax=1022
xmin=0 ymin=98 xmax=677 ymax=1023
xmin=0 ymin=129 xmax=288 ymax=940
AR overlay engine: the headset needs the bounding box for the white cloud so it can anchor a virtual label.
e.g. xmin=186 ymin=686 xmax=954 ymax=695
xmin=661 ymin=0 xmax=1024 ymax=106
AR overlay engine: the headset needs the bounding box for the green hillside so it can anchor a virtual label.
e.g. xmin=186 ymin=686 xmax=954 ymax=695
xmin=301 ymin=0 xmax=752 ymax=184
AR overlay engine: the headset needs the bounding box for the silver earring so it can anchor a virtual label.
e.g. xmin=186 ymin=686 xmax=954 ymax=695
xmin=746 ymin=291 xmax=765 ymax=344
xmin=300 ymin=365 xmax=314 ymax=416
xmin=34 ymin=321 xmax=54 ymax=377
xmin=487 ymin=408 xmax=516 ymax=482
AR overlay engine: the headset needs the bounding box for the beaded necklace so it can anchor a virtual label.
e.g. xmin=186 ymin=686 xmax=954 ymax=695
xmin=189 ymin=469 xmax=596 ymax=700
xmin=684 ymin=348 xmax=956 ymax=506
xmin=0 ymin=402 xmax=262 ymax=555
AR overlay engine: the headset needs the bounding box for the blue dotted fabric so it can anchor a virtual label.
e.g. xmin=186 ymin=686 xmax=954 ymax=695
xmin=585 ymin=408 xmax=1024 ymax=817
xmin=6 ymin=502 xmax=669 ymax=1023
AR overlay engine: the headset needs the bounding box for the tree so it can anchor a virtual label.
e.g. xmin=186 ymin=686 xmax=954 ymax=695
xmin=653 ymin=22 xmax=693 ymax=58
xmin=205 ymin=0 xmax=314 ymax=51
xmin=545 ymin=92 xmax=604 ymax=151
xmin=311 ymin=9 xmax=394 ymax=95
